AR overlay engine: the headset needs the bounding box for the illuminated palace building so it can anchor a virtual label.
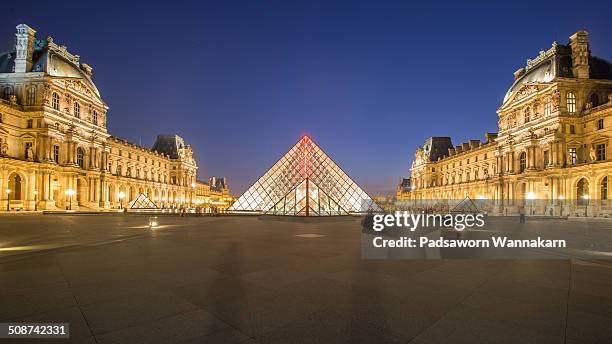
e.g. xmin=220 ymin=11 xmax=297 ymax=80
xmin=0 ymin=24 xmax=228 ymax=211
xmin=398 ymin=31 xmax=612 ymax=216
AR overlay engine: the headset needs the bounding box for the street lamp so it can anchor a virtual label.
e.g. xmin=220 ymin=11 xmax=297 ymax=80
xmin=118 ymin=191 xmax=125 ymax=209
xmin=5 ymin=188 xmax=10 ymax=212
xmin=65 ymin=189 xmax=75 ymax=210
xmin=33 ymin=190 xmax=38 ymax=211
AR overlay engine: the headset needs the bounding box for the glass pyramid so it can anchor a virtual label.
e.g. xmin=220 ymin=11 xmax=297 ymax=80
xmin=129 ymin=193 xmax=158 ymax=209
xmin=229 ymin=135 xmax=382 ymax=216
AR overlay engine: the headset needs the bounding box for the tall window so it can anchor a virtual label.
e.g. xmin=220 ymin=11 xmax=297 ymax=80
xmin=3 ymin=86 xmax=13 ymax=100
xmin=601 ymin=177 xmax=608 ymax=200
xmin=597 ymin=118 xmax=604 ymax=130
xmin=0 ymin=113 xmax=3 ymax=123
xmin=569 ymin=125 xmax=576 ymax=134
xmin=519 ymin=152 xmax=527 ymax=172
xmin=543 ymin=150 xmax=549 ymax=167
xmin=544 ymin=98 xmax=552 ymax=116
xmin=566 ymin=92 xmax=576 ymax=114
xmin=74 ymin=102 xmax=80 ymax=118
xmin=524 ymin=108 xmax=531 ymax=123
xmin=52 ymin=92 xmax=60 ymax=110
xmin=27 ymin=87 xmax=36 ymax=106
xmin=596 ymin=144 xmax=606 ymax=161
xmin=591 ymin=93 xmax=599 ymax=108
xmin=92 ymin=111 xmax=98 ymax=125
xmin=569 ymin=148 xmax=577 ymax=165
xmin=26 ymin=119 xmax=33 ymax=128
xmin=53 ymin=145 xmax=60 ymax=163
xmin=76 ymin=147 xmax=84 ymax=168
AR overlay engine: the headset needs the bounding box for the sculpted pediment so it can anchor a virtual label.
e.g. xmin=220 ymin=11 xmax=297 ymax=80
xmin=592 ymin=134 xmax=610 ymax=144
xmin=502 ymin=83 xmax=545 ymax=109
xmin=64 ymin=79 xmax=94 ymax=97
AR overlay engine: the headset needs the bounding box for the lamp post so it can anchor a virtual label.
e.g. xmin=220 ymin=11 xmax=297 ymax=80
xmin=118 ymin=191 xmax=125 ymax=209
xmin=582 ymin=194 xmax=590 ymax=217
xmin=65 ymin=189 xmax=75 ymax=210
xmin=558 ymin=195 xmax=565 ymax=217
xmin=190 ymin=183 xmax=196 ymax=209
xmin=33 ymin=190 xmax=38 ymax=211
xmin=5 ymin=188 xmax=10 ymax=212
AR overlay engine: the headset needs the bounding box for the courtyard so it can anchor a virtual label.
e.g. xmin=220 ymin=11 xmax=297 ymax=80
xmin=1 ymin=214 xmax=612 ymax=343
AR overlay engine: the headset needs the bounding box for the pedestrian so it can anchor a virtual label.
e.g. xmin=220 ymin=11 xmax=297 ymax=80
xmin=519 ymin=205 xmax=525 ymax=224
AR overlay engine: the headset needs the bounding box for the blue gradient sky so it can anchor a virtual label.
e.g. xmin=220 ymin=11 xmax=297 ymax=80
xmin=1 ymin=1 xmax=611 ymax=194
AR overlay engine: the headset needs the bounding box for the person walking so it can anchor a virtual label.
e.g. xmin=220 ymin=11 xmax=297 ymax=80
xmin=519 ymin=205 xmax=526 ymax=224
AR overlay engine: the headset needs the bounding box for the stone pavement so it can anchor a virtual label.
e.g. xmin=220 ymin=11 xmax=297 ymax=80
xmin=0 ymin=215 xmax=611 ymax=343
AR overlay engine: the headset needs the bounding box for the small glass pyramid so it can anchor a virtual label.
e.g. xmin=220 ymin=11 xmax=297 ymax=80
xmin=129 ymin=193 xmax=158 ymax=209
xmin=229 ymin=135 xmax=382 ymax=216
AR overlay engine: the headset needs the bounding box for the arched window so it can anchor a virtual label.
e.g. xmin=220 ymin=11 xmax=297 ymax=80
xmin=601 ymin=176 xmax=608 ymax=200
xmin=76 ymin=147 xmax=84 ymax=168
xmin=117 ymin=165 xmax=122 ymax=176
xmin=544 ymin=98 xmax=552 ymax=116
xmin=3 ymin=86 xmax=13 ymax=100
xmin=74 ymin=102 xmax=80 ymax=118
xmin=52 ymin=92 xmax=60 ymax=110
xmin=519 ymin=152 xmax=527 ymax=173
xmin=590 ymin=93 xmax=599 ymax=108
xmin=27 ymin=87 xmax=36 ymax=106
xmin=577 ymin=178 xmax=589 ymax=206
xmin=8 ymin=174 xmax=22 ymax=200
xmin=92 ymin=111 xmax=98 ymax=125
xmin=127 ymin=167 xmax=132 ymax=177
xmin=566 ymin=92 xmax=576 ymax=114
xmin=524 ymin=108 xmax=531 ymax=123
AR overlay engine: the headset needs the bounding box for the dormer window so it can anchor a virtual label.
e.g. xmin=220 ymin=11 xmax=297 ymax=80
xmin=3 ymin=86 xmax=13 ymax=100
xmin=566 ymin=92 xmax=576 ymax=114
xmin=74 ymin=102 xmax=80 ymax=118
xmin=92 ymin=111 xmax=98 ymax=125
xmin=52 ymin=92 xmax=60 ymax=110
xmin=524 ymin=108 xmax=531 ymax=123
xmin=590 ymin=93 xmax=599 ymax=108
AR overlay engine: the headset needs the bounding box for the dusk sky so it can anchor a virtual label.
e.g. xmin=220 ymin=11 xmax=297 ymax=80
xmin=1 ymin=1 xmax=611 ymax=195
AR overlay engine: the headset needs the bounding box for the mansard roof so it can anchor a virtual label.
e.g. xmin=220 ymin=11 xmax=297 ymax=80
xmin=502 ymin=40 xmax=612 ymax=106
xmin=0 ymin=36 xmax=101 ymax=97
xmin=151 ymin=134 xmax=187 ymax=159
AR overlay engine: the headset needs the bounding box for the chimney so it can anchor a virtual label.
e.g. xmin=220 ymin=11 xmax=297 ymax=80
xmin=513 ymin=68 xmax=525 ymax=80
xmin=14 ymin=24 xmax=36 ymax=73
xmin=569 ymin=30 xmax=589 ymax=79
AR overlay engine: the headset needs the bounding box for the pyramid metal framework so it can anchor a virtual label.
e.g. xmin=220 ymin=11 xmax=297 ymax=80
xmin=129 ymin=193 xmax=158 ymax=209
xmin=229 ymin=136 xmax=382 ymax=216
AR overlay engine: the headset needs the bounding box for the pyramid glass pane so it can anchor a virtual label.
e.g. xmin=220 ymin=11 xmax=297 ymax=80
xmin=129 ymin=193 xmax=158 ymax=209
xmin=229 ymin=136 xmax=382 ymax=216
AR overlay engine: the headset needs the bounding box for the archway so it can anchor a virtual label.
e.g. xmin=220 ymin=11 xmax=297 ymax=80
xmin=77 ymin=178 xmax=88 ymax=205
xmin=577 ymin=178 xmax=589 ymax=206
xmin=8 ymin=173 xmax=23 ymax=201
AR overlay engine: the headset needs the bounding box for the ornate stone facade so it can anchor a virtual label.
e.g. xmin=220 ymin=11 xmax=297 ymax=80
xmin=398 ymin=31 xmax=612 ymax=216
xmin=0 ymin=24 xmax=225 ymax=211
